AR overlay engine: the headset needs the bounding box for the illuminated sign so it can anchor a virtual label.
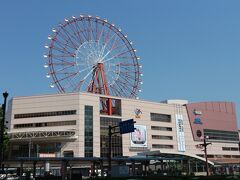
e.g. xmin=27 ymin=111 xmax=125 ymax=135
xmin=194 ymin=118 xmax=203 ymax=124
xmin=39 ymin=153 xmax=55 ymax=158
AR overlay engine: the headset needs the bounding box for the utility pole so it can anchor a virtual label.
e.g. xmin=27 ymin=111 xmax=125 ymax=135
xmin=0 ymin=91 xmax=8 ymax=171
xmin=198 ymin=136 xmax=211 ymax=176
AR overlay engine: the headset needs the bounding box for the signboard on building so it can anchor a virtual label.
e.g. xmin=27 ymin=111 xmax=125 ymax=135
xmin=175 ymin=114 xmax=186 ymax=152
xmin=130 ymin=125 xmax=147 ymax=147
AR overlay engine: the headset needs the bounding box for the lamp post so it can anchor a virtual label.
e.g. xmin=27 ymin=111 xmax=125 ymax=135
xmin=0 ymin=91 xmax=8 ymax=171
xmin=199 ymin=136 xmax=211 ymax=176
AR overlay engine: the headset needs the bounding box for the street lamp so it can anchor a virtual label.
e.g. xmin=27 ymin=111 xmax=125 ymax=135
xmin=198 ymin=135 xmax=212 ymax=176
xmin=0 ymin=91 xmax=8 ymax=171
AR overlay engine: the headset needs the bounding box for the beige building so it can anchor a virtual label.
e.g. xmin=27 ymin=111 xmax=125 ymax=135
xmin=6 ymin=92 xmax=240 ymax=166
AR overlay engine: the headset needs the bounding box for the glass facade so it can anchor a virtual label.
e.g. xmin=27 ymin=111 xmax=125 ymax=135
xmin=204 ymin=129 xmax=239 ymax=142
xmin=84 ymin=106 xmax=93 ymax=157
xmin=100 ymin=117 xmax=122 ymax=158
xmin=150 ymin=113 xmax=171 ymax=122
xmin=11 ymin=143 xmax=61 ymax=158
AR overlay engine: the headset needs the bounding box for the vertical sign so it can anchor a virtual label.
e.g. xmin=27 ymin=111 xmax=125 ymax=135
xmin=175 ymin=114 xmax=186 ymax=152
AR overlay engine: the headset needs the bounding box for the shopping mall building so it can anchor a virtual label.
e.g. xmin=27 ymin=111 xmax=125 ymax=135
xmin=5 ymin=92 xmax=240 ymax=175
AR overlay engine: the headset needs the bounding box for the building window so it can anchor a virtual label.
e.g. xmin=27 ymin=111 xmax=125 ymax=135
xmin=100 ymin=117 xmax=122 ymax=158
xmin=100 ymin=98 xmax=121 ymax=116
xmin=222 ymin=147 xmax=239 ymax=151
xmin=85 ymin=106 xmax=93 ymax=157
xmin=150 ymin=113 xmax=171 ymax=122
xmin=204 ymin=129 xmax=239 ymax=142
xmin=232 ymin=155 xmax=240 ymax=158
xmin=151 ymin=126 xmax=172 ymax=131
xmin=14 ymin=120 xmax=76 ymax=129
xmin=14 ymin=110 xmax=77 ymax=119
xmin=152 ymin=135 xmax=173 ymax=140
xmin=152 ymin=144 xmax=173 ymax=149
xmin=63 ymin=151 xmax=74 ymax=157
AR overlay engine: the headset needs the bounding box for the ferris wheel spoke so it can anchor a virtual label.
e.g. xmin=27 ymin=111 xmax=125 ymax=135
xmin=82 ymin=68 xmax=94 ymax=81
xmin=68 ymin=20 xmax=85 ymax=45
xmin=81 ymin=19 xmax=91 ymax=42
xmin=103 ymin=27 xmax=112 ymax=46
xmin=119 ymin=72 xmax=136 ymax=80
xmin=118 ymin=74 xmax=135 ymax=86
xmin=110 ymin=86 xmax=120 ymax=97
xmin=73 ymin=79 xmax=84 ymax=92
xmin=100 ymin=34 xmax=119 ymax=59
xmin=51 ymin=45 xmax=75 ymax=57
xmin=54 ymin=72 xmax=78 ymax=83
xmin=117 ymin=63 xmax=136 ymax=66
xmin=95 ymin=19 xmax=100 ymax=42
xmin=50 ymin=61 xmax=76 ymax=66
xmin=117 ymin=80 xmax=133 ymax=93
xmin=88 ymin=18 xmax=95 ymax=41
xmin=96 ymin=21 xmax=105 ymax=43
xmin=108 ymin=34 xmax=121 ymax=51
xmin=110 ymin=43 xmax=127 ymax=53
xmin=53 ymin=64 xmax=75 ymax=73
xmin=120 ymin=66 xmax=137 ymax=73
xmin=57 ymin=30 xmax=79 ymax=50
xmin=51 ymin=53 xmax=76 ymax=58
xmin=114 ymin=82 xmax=129 ymax=97
xmin=74 ymin=20 xmax=89 ymax=44
xmin=78 ymin=65 xmax=95 ymax=74
xmin=60 ymin=26 xmax=80 ymax=49
xmin=62 ymin=24 xmax=82 ymax=47
xmin=118 ymin=75 xmax=135 ymax=88
xmin=102 ymin=49 xmax=133 ymax=64
xmin=110 ymin=84 xmax=122 ymax=97
xmin=53 ymin=37 xmax=77 ymax=52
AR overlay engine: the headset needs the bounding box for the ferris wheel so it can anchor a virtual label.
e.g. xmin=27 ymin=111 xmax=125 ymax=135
xmin=44 ymin=14 xmax=142 ymax=99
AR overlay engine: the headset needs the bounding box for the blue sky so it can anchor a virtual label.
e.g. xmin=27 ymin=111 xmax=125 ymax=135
xmin=1 ymin=1 xmax=240 ymax=125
